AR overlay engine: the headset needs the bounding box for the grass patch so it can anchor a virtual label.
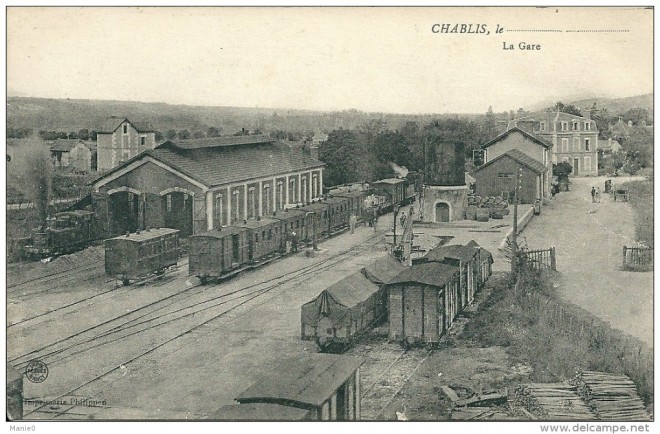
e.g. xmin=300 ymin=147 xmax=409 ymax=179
xmin=461 ymin=270 xmax=653 ymax=408
xmin=621 ymin=180 xmax=653 ymax=246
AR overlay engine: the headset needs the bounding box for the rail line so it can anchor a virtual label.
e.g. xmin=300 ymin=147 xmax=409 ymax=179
xmin=21 ymin=228 xmax=388 ymax=418
xmin=7 ymin=259 xmax=105 ymax=290
xmin=15 ymin=231 xmax=382 ymax=370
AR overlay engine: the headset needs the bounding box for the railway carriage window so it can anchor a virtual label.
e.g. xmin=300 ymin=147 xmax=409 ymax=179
xmin=262 ymin=230 xmax=266 ymax=240
xmin=268 ymin=229 xmax=272 ymax=240
xmin=255 ymin=233 xmax=259 ymax=243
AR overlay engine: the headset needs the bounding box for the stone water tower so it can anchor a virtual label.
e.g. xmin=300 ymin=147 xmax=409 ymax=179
xmin=421 ymin=142 xmax=468 ymax=222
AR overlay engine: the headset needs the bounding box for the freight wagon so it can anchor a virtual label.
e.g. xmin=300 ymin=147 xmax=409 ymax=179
xmin=235 ymin=353 xmax=363 ymax=421
xmin=104 ymin=228 xmax=180 ymax=285
xmin=301 ymin=255 xmax=404 ymax=352
xmin=386 ymin=261 xmax=461 ymax=347
xmin=188 ymin=227 xmax=249 ymax=283
xmin=301 ymin=271 xmax=386 ymax=352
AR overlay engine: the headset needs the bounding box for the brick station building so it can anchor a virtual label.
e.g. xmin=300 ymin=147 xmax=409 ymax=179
xmin=91 ymin=135 xmax=325 ymax=237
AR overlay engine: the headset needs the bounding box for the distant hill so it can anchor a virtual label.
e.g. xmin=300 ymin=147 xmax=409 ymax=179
xmin=529 ymin=93 xmax=653 ymax=119
xmin=6 ymin=97 xmax=468 ymax=136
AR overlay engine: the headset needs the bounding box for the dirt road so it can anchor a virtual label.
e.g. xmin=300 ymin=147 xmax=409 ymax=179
xmin=521 ymin=176 xmax=653 ymax=347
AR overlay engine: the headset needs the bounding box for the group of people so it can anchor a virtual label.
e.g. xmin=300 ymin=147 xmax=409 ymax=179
xmin=591 ymin=186 xmax=602 ymax=203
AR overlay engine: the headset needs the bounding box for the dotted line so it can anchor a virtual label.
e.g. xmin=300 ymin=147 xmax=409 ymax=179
xmin=506 ymin=29 xmax=630 ymax=33
xmin=507 ymin=29 xmax=563 ymax=32
xmin=565 ymin=29 xmax=630 ymax=33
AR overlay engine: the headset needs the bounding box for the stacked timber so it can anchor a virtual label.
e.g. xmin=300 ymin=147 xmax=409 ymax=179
xmin=514 ymin=383 xmax=596 ymax=420
xmin=571 ymin=371 xmax=650 ymax=421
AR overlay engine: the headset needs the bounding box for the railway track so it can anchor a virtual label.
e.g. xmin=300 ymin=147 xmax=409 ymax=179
xmin=359 ymin=348 xmax=434 ymax=420
xmin=18 ymin=228 xmax=389 ymax=418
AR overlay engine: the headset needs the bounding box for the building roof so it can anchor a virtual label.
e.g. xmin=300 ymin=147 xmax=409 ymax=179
xmin=362 ymin=255 xmax=406 ymax=284
xmin=372 ymin=178 xmax=406 ymax=185
xmin=425 ymin=244 xmax=480 ymax=263
xmin=234 ymin=217 xmax=279 ymax=229
xmin=316 ymin=272 xmax=381 ymax=308
xmin=481 ymin=127 xmax=552 ymax=150
xmin=106 ymin=227 xmax=179 ymax=242
xmin=165 ymin=135 xmax=272 ymax=150
xmin=473 ymin=149 xmax=548 ymax=175
xmin=386 ymin=261 xmax=459 ymax=288
xmin=210 ymin=403 xmax=310 ymax=421
xmin=190 ymin=226 xmax=245 ymax=239
xmin=97 ymin=117 xmax=156 ymax=134
xmin=92 ymin=141 xmax=325 ymax=189
xmin=48 ymin=139 xmax=87 ymax=152
xmin=235 ymin=353 xmax=363 ymax=408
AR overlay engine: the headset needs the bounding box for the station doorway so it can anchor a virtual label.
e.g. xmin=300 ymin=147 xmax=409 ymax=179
xmin=435 ymin=202 xmax=450 ymax=222
xmin=110 ymin=191 xmax=139 ymax=235
xmin=162 ymin=191 xmax=193 ymax=237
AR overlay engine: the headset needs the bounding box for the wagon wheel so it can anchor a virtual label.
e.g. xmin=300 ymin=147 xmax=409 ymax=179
xmin=199 ymin=276 xmax=208 ymax=285
xmin=122 ymin=278 xmax=130 ymax=286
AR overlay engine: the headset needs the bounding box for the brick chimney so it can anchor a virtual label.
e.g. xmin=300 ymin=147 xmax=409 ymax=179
xmin=517 ymin=108 xmax=525 ymax=119
xmin=584 ymin=109 xmax=591 ymax=119
xmin=309 ymin=144 xmax=319 ymax=160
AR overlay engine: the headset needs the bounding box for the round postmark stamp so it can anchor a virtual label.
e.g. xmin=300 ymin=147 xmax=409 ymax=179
xmin=25 ymin=359 xmax=48 ymax=383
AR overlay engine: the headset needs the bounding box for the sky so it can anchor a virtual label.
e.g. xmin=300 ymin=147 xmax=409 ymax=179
xmin=6 ymin=6 xmax=654 ymax=114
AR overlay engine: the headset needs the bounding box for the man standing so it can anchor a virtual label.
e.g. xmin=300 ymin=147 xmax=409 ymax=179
xmin=291 ymin=231 xmax=298 ymax=252
xmin=349 ymin=214 xmax=357 ymax=234
xmin=591 ymin=186 xmax=596 ymax=203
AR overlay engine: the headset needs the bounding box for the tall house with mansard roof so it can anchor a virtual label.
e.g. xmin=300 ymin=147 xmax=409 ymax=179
xmin=508 ymin=109 xmax=599 ymax=176
xmin=96 ymin=116 xmax=157 ymax=171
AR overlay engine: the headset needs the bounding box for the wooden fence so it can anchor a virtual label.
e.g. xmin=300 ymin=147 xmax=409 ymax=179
xmin=520 ymin=247 xmax=557 ymax=272
xmin=623 ymin=246 xmax=653 ymax=271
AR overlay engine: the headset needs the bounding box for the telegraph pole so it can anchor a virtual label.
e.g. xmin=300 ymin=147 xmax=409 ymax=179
xmin=511 ymin=167 xmax=523 ymax=276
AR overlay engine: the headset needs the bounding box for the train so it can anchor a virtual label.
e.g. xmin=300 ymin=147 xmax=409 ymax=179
xmin=301 ymin=241 xmax=494 ymax=352
xmin=24 ymin=210 xmax=98 ymax=259
xmin=23 ymin=176 xmax=417 ymax=287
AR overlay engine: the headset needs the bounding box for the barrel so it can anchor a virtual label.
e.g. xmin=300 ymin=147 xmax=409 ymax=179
xmin=476 ymin=208 xmax=490 ymax=222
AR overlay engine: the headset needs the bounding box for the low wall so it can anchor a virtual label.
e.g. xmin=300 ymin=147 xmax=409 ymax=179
xmin=498 ymin=205 xmax=535 ymax=250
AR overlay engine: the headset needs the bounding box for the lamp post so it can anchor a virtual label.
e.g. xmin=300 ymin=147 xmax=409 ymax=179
xmin=393 ymin=204 xmax=400 ymax=249
xmin=306 ymin=211 xmax=318 ymax=250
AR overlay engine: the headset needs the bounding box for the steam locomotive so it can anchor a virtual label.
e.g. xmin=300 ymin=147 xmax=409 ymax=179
xmin=24 ymin=210 xmax=98 ymax=258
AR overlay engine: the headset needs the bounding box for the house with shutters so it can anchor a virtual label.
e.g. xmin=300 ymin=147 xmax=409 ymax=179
xmin=479 ymin=127 xmax=552 ymax=201
xmin=96 ymin=116 xmax=157 ymax=171
xmin=508 ymin=109 xmax=599 ymax=176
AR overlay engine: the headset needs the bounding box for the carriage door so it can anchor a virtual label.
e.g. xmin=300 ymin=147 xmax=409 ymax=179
xmin=232 ymin=234 xmax=240 ymax=264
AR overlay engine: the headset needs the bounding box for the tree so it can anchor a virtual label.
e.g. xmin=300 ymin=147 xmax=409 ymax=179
xmin=319 ymin=129 xmax=362 ymax=186
xmin=177 ymin=129 xmax=191 ymax=140
xmin=590 ymin=103 xmax=611 ymax=140
xmin=553 ymin=161 xmax=573 ymax=181
xmin=89 ymin=130 xmax=97 ymax=141
xmin=165 ymin=129 xmax=177 ymax=140
xmin=553 ymin=101 xmax=582 ymax=117
xmin=622 ymin=107 xmax=649 ymax=126
xmin=208 ymin=127 xmax=222 ymax=137
xmin=193 ymin=131 xmax=205 ymax=139
xmin=154 ymin=131 xmax=164 ymax=142
xmin=621 ymin=127 xmax=653 ymax=174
